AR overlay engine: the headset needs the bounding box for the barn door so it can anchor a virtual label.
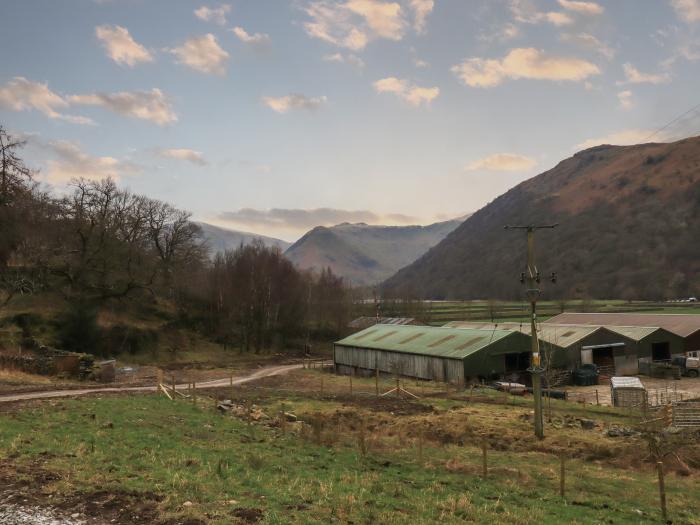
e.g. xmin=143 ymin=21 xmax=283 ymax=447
xmin=581 ymin=349 xmax=593 ymax=365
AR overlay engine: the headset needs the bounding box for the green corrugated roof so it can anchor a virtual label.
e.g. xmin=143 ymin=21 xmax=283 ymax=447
xmin=603 ymin=325 xmax=661 ymax=341
xmin=445 ymin=321 xmax=601 ymax=348
xmin=335 ymin=324 xmax=514 ymax=359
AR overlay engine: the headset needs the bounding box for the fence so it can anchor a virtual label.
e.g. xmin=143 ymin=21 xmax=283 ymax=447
xmin=672 ymin=402 xmax=700 ymax=427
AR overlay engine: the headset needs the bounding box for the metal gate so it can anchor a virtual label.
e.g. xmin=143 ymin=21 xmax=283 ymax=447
xmin=672 ymin=402 xmax=700 ymax=427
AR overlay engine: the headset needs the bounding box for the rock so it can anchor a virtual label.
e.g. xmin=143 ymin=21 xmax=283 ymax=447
xmin=183 ymin=501 xmax=193 ymax=507
xmin=578 ymin=418 xmax=596 ymax=430
xmin=283 ymin=412 xmax=297 ymax=422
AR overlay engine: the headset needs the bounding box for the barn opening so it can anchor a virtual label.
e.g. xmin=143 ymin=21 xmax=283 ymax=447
xmin=504 ymin=352 xmax=530 ymax=372
xmin=651 ymin=342 xmax=671 ymax=361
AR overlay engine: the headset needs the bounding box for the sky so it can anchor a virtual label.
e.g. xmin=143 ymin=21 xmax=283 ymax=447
xmin=1 ymin=0 xmax=700 ymax=241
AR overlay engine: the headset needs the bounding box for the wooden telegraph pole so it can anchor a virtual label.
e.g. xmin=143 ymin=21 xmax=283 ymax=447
xmin=505 ymin=224 xmax=558 ymax=440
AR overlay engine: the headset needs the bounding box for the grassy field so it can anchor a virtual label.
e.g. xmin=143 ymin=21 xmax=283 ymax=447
xmin=1 ymin=370 xmax=699 ymax=524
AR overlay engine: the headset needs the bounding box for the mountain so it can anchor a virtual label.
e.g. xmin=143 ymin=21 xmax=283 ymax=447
xmin=196 ymin=222 xmax=291 ymax=256
xmin=383 ymin=136 xmax=700 ymax=300
xmin=284 ymin=219 xmax=464 ymax=286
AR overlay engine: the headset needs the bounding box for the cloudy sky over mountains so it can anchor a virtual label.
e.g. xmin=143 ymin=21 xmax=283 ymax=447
xmin=2 ymin=0 xmax=700 ymax=240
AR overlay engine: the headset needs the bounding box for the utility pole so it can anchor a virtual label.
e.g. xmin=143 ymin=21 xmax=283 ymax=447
xmin=505 ymin=224 xmax=558 ymax=439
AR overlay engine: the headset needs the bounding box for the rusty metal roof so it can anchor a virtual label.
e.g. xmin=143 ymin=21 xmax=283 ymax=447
xmin=545 ymin=313 xmax=700 ymax=338
xmin=445 ymin=321 xmax=601 ymax=348
xmin=335 ymin=324 xmax=516 ymax=359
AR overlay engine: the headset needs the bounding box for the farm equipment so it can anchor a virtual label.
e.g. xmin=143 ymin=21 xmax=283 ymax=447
xmin=573 ymin=364 xmax=599 ymax=386
xmin=672 ymin=356 xmax=700 ymax=378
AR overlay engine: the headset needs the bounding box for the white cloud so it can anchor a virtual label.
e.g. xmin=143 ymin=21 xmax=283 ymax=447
xmin=373 ymin=77 xmax=439 ymax=106
xmin=45 ymin=141 xmax=138 ymax=184
xmin=670 ymin=0 xmax=700 ymax=22
xmin=217 ymin=207 xmax=420 ymax=232
xmin=576 ymin=129 xmax=656 ymax=149
xmin=157 ymin=148 xmax=207 ymax=166
xmin=194 ymin=4 xmax=231 ymax=25
xmin=621 ymin=63 xmax=671 ymax=84
xmin=409 ymin=0 xmax=434 ymax=33
xmin=561 ymin=32 xmax=614 ymax=60
xmin=510 ymin=1 xmax=573 ymax=26
xmin=464 ymin=153 xmax=537 ymax=172
xmin=262 ymin=94 xmax=328 ymax=113
xmin=414 ymin=58 xmax=429 ymax=68
xmin=68 ymin=88 xmax=177 ymax=126
xmin=558 ymin=0 xmax=604 ymax=15
xmin=95 ymin=25 xmax=153 ymax=67
xmin=451 ymin=48 xmax=600 ymax=88
xmin=302 ymin=0 xmax=409 ymax=50
xmin=323 ymin=52 xmax=366 ymax=68
xmin=617 ymin=90 xmax=634 ymax=110
xmin=231 ymin=26 xmax=271 ymax=47
xmin=0 ymin=77 xmax=92 ymax=124
xmin=168 ymin=34 xmax=229 ymax=75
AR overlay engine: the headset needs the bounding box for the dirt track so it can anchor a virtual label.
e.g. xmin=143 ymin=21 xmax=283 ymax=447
xmin=0 ymin=363 xmax=304 ymax=403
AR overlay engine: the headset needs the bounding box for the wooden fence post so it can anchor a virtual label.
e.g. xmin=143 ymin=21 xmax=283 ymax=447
xmin=375 ymin=367 xmax=379 ymax=397
xmin=482 ymin=441 xmax=488 ymax=478
xmin=560 ymin=454 xmax=566 ymax=497
xmin=657 ymin=461 xmax=667 ymax=522
xmin=156 ymin=368 xmax=163 ymax=388
xmin=595 ymin=389 xmax=600 ymax=406
xmin=349 ymin=374 xmax=353 ymax=396
xmin=171 ymin=374 xmax=176 ymax=400
xmin=192 ymin=381 xmax=196 ymax=406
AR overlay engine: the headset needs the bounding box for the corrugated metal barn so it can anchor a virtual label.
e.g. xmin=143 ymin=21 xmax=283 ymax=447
xmin=546 ymin=313 xmax=700 ymax=354
xmin=333 ymin=324 xmax=531 ymax=384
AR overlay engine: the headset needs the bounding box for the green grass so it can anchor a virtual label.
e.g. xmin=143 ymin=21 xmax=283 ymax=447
xmin=1 ymin=392 xmax=699 ymax=524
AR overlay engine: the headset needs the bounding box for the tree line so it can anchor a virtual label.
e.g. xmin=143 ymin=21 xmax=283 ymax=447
xmin=0 ymin=126 xmax=352 ymax=356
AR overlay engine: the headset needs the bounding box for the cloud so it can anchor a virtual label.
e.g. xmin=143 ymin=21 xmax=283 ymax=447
xmin=561 ymin=32 xmax=614 ymax=60
xmin=194 ymin=4 xmax=231 ymax=25
xmin=261 ymin=94 xmax=328 ymax=113
xmin=621 ymin=63 xmax=671 ymax=84
xmin=576 ymin=129 xmax=656 ymax=149
xmin=45 ymin=141 xmax=138 ymax=184
xmin=323 ymin=52 xmax=366 ymax=68
xmin=451 ymin=48 xmax=600 ymax=88
xmin=95 ymin=25 xmax=153 ymax=67
xmin=557 ymin=0 xmax=603 ymax=15
xmin=373 ymin=77 xmax=439 ymax=106
xmin=617 ymin=90 xmax=634 ymax=110
xmin=509 ymin=1 xmax=573 ymax=26
xmin=217 ymin=207 xmax=419 ymax=231
xmin=0 ymin=77 xmax=93 ymax=124
xmin=409 ymin=0 xmax=434 ymax=33
xmin=302 ymin=0 xmax=408 ymax=50
xmin=157 ymin=148 xmax=207 ymax=166
xmin=168 ymin=34 xmax=229 ymax=75
xmin=414 ymin=58 xmax=429 ymax=67
xmin=68 ymin=88 xmax=177 ymax=126
xmin=464 ymin=153 xmax=537 ymax=172
xmin=670 ymin=0 xmax=700 ymax=22
xmin=231 ymin=26 xmax=271 ymax=47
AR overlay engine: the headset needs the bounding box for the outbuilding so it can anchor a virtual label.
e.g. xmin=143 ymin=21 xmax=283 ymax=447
xmin=545 ymin=313 xmax=690 ymax=359
xmin=333 ymin=324 xmax=532 ymax=385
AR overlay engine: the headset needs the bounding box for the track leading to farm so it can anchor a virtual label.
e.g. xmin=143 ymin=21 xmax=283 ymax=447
xmin=0 ymin=363 xmax=304 ymax=403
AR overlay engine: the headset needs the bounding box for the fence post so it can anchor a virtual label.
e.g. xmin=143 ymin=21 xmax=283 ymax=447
xmin=171 ymin=374 xmax=176 ymax=399
xmin=192 ymin=381 xmax=196 ymax=406
xmin=595 ymin=389 xmax=599 ymax=406
xmin=375 ymin=367 xmax=379 ymax=397
xmin=396 ymin=375 xmax=400 ymax=399
xmin=560 ymin=454 xmax=566 ymax=497
xmin=156 ymin=368 xmax=163 ymax=388
xmin=482 ymin=441 xmax=488 ymax=478
xmin=349 ymin=374 xmax=353 ymax=396
xmin=657 ymin=461 xmax=667 ymax=522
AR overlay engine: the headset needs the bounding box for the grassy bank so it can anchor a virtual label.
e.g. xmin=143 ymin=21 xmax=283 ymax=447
xmin=1 ymin=371 xmax=699 ymax=524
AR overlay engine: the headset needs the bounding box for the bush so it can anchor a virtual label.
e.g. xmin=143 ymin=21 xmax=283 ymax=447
xmin=56 ymin=303 xmax=102 ymax=355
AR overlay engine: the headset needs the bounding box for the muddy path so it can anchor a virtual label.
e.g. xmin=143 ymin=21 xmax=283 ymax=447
xmin=0 ymin=363 xmax=306 ymax=403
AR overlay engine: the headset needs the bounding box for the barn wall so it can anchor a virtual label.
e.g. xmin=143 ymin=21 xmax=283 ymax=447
xmin=333 ymin=345 xmax=465 ymax=384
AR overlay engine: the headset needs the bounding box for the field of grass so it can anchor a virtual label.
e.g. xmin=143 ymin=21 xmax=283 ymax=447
xmin=1 ymin=369 xmax=699 ymax=524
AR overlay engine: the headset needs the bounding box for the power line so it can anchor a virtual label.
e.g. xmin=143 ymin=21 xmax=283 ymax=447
xmin=641 ymin=101 xmax=700 ymax=143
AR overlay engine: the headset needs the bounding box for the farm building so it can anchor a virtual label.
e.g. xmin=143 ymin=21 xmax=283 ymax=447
xmin=333 ymin=324 xmax=531 ymax=384
xmin=546 ymin=313 xmax=693 ymax=357
xmin=445 ymin=321 xmax=684 ymax=375
xmin=347 ymin=317 xmax=419 ymax=330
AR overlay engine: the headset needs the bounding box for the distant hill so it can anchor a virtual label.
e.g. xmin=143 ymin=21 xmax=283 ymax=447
xmin=196 ymin=222 xmax=291 ymax=256
xmin=285 ymin=219 xmax=464 ymax=286
xmin=383 ymin=136 xmax=700 ymax=300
